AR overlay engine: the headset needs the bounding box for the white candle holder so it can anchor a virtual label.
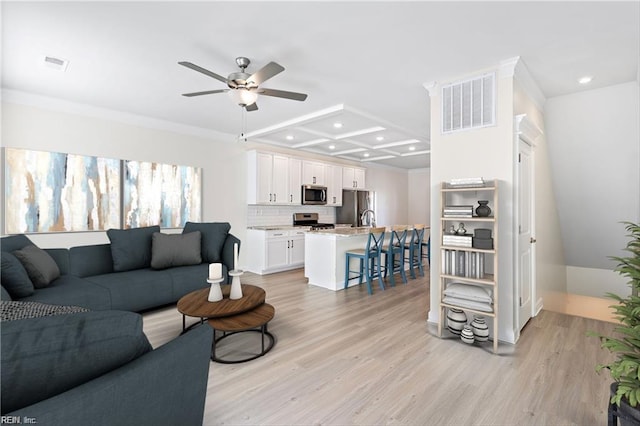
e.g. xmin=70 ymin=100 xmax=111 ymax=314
xmin=228 ymin=269 xmax=244 ymax=300
xmin=207 ymin=277 xmax=224 ymax=302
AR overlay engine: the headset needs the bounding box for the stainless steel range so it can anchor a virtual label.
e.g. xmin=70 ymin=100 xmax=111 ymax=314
xmin=292 ymin=213 xmax=335 ymax=231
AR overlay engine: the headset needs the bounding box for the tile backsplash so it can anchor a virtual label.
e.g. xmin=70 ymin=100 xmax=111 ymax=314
xmin=247 ymin=205 xmax=336 ymax=227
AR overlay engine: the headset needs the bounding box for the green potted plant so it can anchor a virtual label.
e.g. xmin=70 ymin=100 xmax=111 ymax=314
xmin=593 ymin=222 xmax=640 ymax=425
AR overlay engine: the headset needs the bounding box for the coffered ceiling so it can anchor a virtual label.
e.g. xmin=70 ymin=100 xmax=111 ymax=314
xmin=2 ymin=2 xmax=638 ymax=170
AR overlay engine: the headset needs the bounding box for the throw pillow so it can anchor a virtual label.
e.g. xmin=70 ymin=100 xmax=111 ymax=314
xmin=107 ymin=225 xmax=160 ymax=272
xmin=1 ymin=252 xmax=35 ymax=298
xmin=151 ymin=231 xmax=202 ymax=269
xmin=12 ymin=245 xmax=61 ymax=288
xmin=182 ymin=222 xmax=231 ymax=263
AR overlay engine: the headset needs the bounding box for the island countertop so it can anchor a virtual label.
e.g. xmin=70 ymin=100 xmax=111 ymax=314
xmin=306 ymin=226 xmax=378 ymax=237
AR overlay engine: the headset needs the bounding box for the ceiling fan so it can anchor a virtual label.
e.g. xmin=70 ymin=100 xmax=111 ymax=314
xmin=178 ymin=57 xmax=308 ymax=111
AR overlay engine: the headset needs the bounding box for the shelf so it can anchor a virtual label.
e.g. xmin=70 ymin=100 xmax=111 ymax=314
xmin=441 ymin=274 xmax=495 ymax=285
xmin=440 ymin=301 xmax=495 ymax=317
xmin=441 ymin=216 xmax=495 ymax=222
xmin=441 ymin=186 xmax=496 ymax=193
xmin=441 ymin=245 xmax=495 ymax=254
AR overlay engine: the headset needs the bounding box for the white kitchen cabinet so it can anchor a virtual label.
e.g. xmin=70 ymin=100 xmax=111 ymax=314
xmin=326 ymin=164 xmax=343 ymax=206
xmin=342 ymin=166 xmax=366 ymax=189
xmin=246 ymin=228 xmax=307 ymax=275
xmin=248 ymin=151 xmax=299 ymax=205
xmin=302 ymin=160 xmax=326 ymax=186
xmin=289 ymin=158 xmax=302 ymax=204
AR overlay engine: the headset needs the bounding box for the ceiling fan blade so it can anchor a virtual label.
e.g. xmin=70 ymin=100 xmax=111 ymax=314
xmin=178 ymin=61 xmax=228 ymax=84
xmin=245 ymin=103 xmax=259 ymax=112
xmin=258 ymin=88 xmax=308 ymax=102
xmin=182 ymin=89 xmax=229 ymax=97
xmin=248 ymin=62 xmax=285 ymax=86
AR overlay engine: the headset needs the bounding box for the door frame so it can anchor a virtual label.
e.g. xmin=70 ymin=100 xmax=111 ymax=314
xmin=513 ymin=114 xmax=543 ymax=341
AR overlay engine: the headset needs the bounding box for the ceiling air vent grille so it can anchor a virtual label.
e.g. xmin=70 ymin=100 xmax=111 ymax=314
xmin=441 ymin=72 xmax=495 ymax=134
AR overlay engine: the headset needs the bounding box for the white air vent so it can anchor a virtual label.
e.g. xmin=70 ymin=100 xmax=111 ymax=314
xmin=43 ymin=55 xmax=69 ymax=72
xmin=441 ymin=72 xmax=495 ymax=134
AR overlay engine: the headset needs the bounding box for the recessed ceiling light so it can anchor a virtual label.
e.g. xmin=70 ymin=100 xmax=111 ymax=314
xmin=376 ymin=136 xmax=384 ymax=141
xmin=328 ymin=144 xmax=336 ymax=150
xmin=333 ymin=122 xmax=343 ymax=129
xmin=578 ymin=76 xmax=593 ymax=85
xmin=409 ymin=146 xmax=416 ymax=151
xmin=363 ymin=153 xmax=370 ymax=158
xmin=285 ymin=135 xmax=294 ymax=141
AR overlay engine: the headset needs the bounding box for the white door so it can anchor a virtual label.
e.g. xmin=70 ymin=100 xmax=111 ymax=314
xmin=289 ymin=158 xmax=302 ymax=204
xmin=289 ymin=234 xmax=305 ymax=265
xmin=256 ymin=152 xmax=274 ymax=204
xmin=271 ymin=155 xmax=289 ymax=204
xmin=517 ymin=139 xmax=534 ymax=330
xmin=266 ymin=236 xmax=289 ymax=270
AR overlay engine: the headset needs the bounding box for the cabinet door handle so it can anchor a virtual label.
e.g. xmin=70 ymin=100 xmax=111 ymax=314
xmin=270 ymin=193 xmax=273 ymax=202
xmin=288 ymin=240 xmax=290 ymax=248
xmin=313 ymin=176 xmax=316 ymax=184
xmin=291 ymin=240 xmax=294 ymax=248
xmin=274 ymin=194 xmax=277 ymax=202
xmin=290 ymin=194 xmax=293 ymax=202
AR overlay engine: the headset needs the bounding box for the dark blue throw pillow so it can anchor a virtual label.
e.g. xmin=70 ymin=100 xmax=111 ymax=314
xmin=182 ymin=222 xmax=231 ymax=263
xmin=107 ymin=226 xmax=160 ymax=272
xmin=1 ymin=253 xmax=35 ymax=298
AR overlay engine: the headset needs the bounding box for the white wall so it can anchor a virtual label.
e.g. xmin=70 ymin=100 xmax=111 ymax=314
xmin=366 ymin=165 xmax=409 ymax=226
xmin=1 ymin=100 xmax=249 ymax=256
xmin=408 ymin=168 xmax=430 ymax=226
xmin=545 ymin=81 xmax=640 ymax=297
xmin=429 ymin=66 xmax=517 ymax=344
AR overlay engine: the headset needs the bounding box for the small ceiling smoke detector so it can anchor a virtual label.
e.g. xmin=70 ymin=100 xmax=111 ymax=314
xmin=43 ymin=55 xmax=69 ymax=72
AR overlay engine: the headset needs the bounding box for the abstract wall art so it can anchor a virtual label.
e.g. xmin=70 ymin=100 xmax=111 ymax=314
xmin=123 ymin=160 xmax=202 ymax=228
xmin=4 ymin=148 xmax=121 ymax=233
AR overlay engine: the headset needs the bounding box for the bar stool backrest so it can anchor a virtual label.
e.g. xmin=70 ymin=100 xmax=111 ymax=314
xmin=412 ymin=224 xmax=426 ymax=246
xmin=389 ymin=225 xmax=408 ymax=248
xmin=367 ymin=227 xmax=386 ymax=255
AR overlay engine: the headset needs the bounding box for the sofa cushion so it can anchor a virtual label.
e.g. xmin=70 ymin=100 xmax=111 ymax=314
xmin=12 ymin=245 xmax=61 ymax=288
xmin=107 ymin=226 xmax=160 ymax=272
xmin=1 ymin=307 xmax=152 ymax=413
xmin=151 ymin=231 xmax=202 ymax=270
xmin=18 ymin=275 xmax=112 ymax=311
xmin=69 ymin=244 xmax=114 ymax=277
xmin=0 ymin=234 xmax=34 ymax=253
xmin=1 ymin=252 xmax=35 ymax=298
xmin=1 ymin=285 xmax=12 ymax=301
xmin=183 ymin=222 xmax=230 ymax=263
xmin=83 ymin=269 xmax=174 ymax=312
xmin=166 ymin=263 xmax=211 ymax=300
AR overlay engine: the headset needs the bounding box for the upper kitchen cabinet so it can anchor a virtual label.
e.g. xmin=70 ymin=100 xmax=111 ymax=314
xmin=326 ymin=164 xmax=343 ymax=206
xmin=342 ymin=166 xmax=366 ymax=189
xmin=247 ymin=150 xmax=301 ymax=205
xmin=302 ymin=160 xmax=326 ymax=186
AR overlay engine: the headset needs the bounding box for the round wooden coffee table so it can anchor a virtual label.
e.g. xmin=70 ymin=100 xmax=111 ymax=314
xmin=177 ymin=284 xmax=276 ymax=363
xmin=208 ymin=303 xmax=276 ymax=364
xmin=177 ymin=284 xmax=265 ymax=331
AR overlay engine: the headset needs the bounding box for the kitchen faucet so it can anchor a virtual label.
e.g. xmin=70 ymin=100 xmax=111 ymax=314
xmin=360 ymin=209 xmax=376 ymax=227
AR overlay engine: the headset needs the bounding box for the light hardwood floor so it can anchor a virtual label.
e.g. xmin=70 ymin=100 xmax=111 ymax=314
xmin=142 ymin=268 xmax=617 ymax=425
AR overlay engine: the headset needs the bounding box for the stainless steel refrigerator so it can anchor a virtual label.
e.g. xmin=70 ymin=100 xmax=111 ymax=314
xmin=336 ymin=190 xmax=376 ymax=227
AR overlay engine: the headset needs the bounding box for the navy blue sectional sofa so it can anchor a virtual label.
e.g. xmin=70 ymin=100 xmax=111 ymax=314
xmin=0 ymin=222 xmax=241 ymax=425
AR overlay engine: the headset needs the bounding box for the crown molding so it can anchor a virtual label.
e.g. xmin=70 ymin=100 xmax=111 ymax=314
xmin=1 ymin=89 xmax=234 ymax=141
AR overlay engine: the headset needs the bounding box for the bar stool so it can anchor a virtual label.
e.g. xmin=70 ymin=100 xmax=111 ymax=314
xmin=404 ymin=224 xmax=426 ymax=278
xmin=344 ymin=227 xmax=386 ymax=295
xmin=421 ymin=228 xmax=431 ymax=268
xmin=381 ymin=226 xmax=408 ymax=286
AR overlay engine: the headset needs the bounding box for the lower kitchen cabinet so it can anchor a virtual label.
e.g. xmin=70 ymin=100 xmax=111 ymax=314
xmin=246 ymin=229 xmax=306 ymax=275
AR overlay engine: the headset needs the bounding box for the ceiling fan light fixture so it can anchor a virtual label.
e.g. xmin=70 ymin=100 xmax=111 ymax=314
xmin=228 ymin=88 xmax=258 ymax=106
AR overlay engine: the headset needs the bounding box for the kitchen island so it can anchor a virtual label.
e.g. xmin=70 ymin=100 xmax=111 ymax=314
xmin=304 ymin=227 xmax=376 ymax=291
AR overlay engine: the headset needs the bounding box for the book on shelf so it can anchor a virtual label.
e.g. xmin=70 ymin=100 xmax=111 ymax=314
xmin=442 ymin=250 xmax=485 ymax=279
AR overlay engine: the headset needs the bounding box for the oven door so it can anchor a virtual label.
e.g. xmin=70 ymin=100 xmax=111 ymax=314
xmin=301 ymin=185 xmax=327 ymax=205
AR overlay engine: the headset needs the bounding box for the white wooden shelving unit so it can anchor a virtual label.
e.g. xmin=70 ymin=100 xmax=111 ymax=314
xmin=438 ymin=179 xmax=499 ymax=353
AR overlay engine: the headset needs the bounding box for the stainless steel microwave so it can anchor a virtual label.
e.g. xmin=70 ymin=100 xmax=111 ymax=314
xmin=301 ymin=185 xmax=327 ymax=205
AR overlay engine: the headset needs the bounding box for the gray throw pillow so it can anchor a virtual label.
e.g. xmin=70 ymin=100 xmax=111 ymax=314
xmin=151 ymin=231 xmax=202 ymax=270
xmin=182 ymin=222 xmax=230 ymax=263
xmin=12 ymin=245 xmax=61 ymax=288
xmin=1 ymin=252 xmax=35 ymax=298
xmin=107 ymin=225 xmax=160 ymax=272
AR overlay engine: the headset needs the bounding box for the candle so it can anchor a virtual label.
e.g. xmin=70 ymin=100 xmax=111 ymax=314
xmin=233 ymin=243 xmax=239 ymax=271
xmin=208 ymin=263 xmax=222 ymax=280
